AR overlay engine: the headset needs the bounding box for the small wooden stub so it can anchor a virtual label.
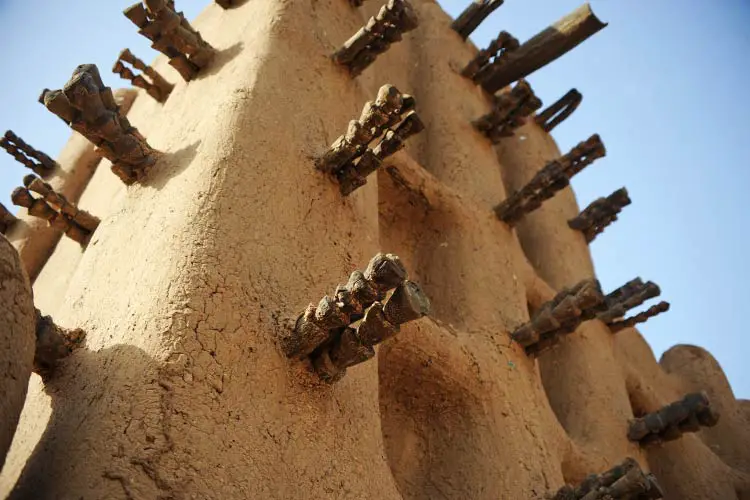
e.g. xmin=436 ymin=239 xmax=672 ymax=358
xmin=536 ymin=88 xmax=582 ymax=132
xmin=568 ymin=187 xmax=631 ymax=243
xmin=451 ymin=0 xmax=504 ymax=40
xmin=333 ymin=0 xmax=419 ymax=78
xmin=494 ymin=134 xmax=605 ymax=225
xmin=551 ymin=457 xmax=663 ymax=499
xmin=11 ymin=174 xmax=100 ymax=245
xmin=316 ymin=84 xmax=424 ymax=196
xmin=40 ymin=64 xmax=159 ymax=185
xmin=512 ymin=278 xmax=607 ymax=357
xmin=473 ymin=79 xmax=542 ymax=142
xmin=33 ymin=308 xmax=86 ymax=380
xmin=113 ymin=48 xmax=174 ymax=103
xmin=627 ymin=392 xmax=719 ymax=446
xmin=281 ymin=253 xmax=430 ymax=383
xmin=124 ymin=0 xmax=215 ymax=82
xmin=0 ymin=130 xmax=58 ymax=178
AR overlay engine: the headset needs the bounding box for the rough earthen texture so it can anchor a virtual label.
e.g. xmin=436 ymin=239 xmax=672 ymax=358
xmin=1 ymin=1 xmax=748 ymax=499
xmin=4 ymin=89 xmax=136 ymax=283
xmin=0 ymin=236 xmax=35 ymax=472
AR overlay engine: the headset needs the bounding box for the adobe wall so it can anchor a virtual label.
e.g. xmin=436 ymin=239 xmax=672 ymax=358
xmin=1 ymin=0 xmax=748 ymax=499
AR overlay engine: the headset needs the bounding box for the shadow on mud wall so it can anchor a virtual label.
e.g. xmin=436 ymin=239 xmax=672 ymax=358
xmin=9 ymin=344 xmax=167 ymax=500
xmin=197 ymin=42 xmax=244 ymax=81
xmin=143 ymin=140 xmax=202 ymax=190
xmin=378 ymin=322 xmax=497 ymax=500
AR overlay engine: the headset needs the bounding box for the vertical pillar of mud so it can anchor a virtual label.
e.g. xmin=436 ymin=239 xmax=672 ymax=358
xmin=0 ymin=236 xmax=36 ymax=471
xmin=371 ymin=2 xmax=580 ymax=497
xmin=5 ymin=89 xmax=137 ymax=283
xmin=660 ymin=346 xmax=750 ymax=478
xmin=495 ymin=122 xmax=638 ymax=464
xmin=371 ymin=0 xmax=523 ymax=332
xmin=402 ymin=1 xmax=508 ymax=208
xmin=376 ymin=156 xmax=577 ymax=498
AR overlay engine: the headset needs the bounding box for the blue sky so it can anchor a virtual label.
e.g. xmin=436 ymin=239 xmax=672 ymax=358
xmin=1 ymin=1 xmax=748 ymax=397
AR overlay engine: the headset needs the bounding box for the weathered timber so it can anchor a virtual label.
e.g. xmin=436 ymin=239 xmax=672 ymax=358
xmin=569 ymin=187 xmax=631 ymax=243
xmin=608 ymin=301 xmax=670 ymax=333
xmin=282 ymin=253 xmax=408 ymax=359
xmin=41 ymin=64 xmax=158 ymax=185
xmin=333 ymin=0 xmax=419 ymax=77
xmin=552 ymin=457 xmax=664 ymax=499
xmin=23 ymin=174 xmax=100 ymax=233
xmin=11 ymin=182 xmax=97 ymax=246
xmin=283 ymin=254 xmax=429 ymax=383
xmin=215 ymin=0 xmax=236 ymax=7
xmin=33 ymin=308 xmax=85 ymax=380
xmin=337 ymin=111 xmax=424 ymax=195
xmin=605 ymin=278 xmax=644 ymax=305
xmin=113 ymin=48 xmax=174 ymax=103
xmin=316 ymin=84 xmax=409 ymax=173
xmin=598 ymin=281 xmax=661 ymax=324
xmin=461 ymin=31 xmax=518 ymax=81
xmin=316 ymin=84 xmax=423 ymax=195
xmin=451 ymin=0 xmax=504 ymax=40
xmin=536 ymin=88 xmax=582 ymax=132
xmin=494 ymin=134 xmax=605 ymax=225
xmin=124 ymin=0 xmax=215 ymax=81
xmin=480 ymin=4 xmax=607 ymax=93
xmin=513 ymin=278 xmax=607 ymax=357
xmin=0 ymin=130 xmax=58 ymax=178
xmin=628 ymin=392 xmax=720 ymax=445
xmin=472 ymin=80 xmax=541 ymax=142
xmin=0 ymin=203 xmax=17 ymax=235
xmin=311 ymin=280 xmax=430 ymax=382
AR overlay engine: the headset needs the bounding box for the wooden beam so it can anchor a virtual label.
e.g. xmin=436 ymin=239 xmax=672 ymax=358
xmin=480 ymin=3 xmax=606 ymax=93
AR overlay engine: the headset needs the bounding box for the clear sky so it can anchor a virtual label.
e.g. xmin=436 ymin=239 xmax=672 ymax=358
xmin=1 ymin=1 xmax=748 ymax=397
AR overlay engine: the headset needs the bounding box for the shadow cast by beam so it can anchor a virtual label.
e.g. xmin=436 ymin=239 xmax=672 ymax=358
xmin=197 ymin=42 xmax=244 ymax=80
xmin=142 ymin=140 xmax=201 ymax=190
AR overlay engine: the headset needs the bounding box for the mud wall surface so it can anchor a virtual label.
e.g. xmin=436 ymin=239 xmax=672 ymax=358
xmin=1 ymin=0 xmax=748 ymax=499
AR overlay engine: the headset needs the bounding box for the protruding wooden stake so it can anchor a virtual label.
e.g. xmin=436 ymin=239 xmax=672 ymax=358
xmin=494 ymin=134 xmax=605 ymax=225
xmin=512 ymin=278 xmax=606 ymax=357
xmin=282 ymin=254 xmax=429 ymax=383
xmin=215 ymin=0 xmax=236 ymax=7
xmin=283 ymin=253 xmax=408 ymax=359
xmin=473 ymin=80 xmax=541 ymax=142
xmin=11 ymin=175 xmax=100 ymax=245
xmin=315 ymin=84 xmax=423 ymax=195
xmin=23 ymin=174 xmax=100 ymax=233
xmin=0 ymin=203 xmax=17 ymax=235
xmin=536 ymin=88 xmax=582 ymax=132
xmin=628 ymin=392 xmax=719 ymax=446
xmin=124 ymin=1 xmax=215 ymax=82
xmin=337 ymin=111 xmax=424 ymax=195
xmin=33 ymin=309 xmax=85 ymax=380
xmin=40 ymin=64 xmax=159 ymax=185
xmin=451 ymin=0 xmax=504 ymax=40
xmin=333 ymin=0 xmax=419 ymax=77
xmin=480 ymin=4 xmax=607 ymax=93
xmin=113 ymin=48 xmax=174 ymax=103
xmin=461 ymin=31 xmax=518 ymax=82
xmin=552 ymin=457 xmax=664 ymax=499
xmin=598 ymin=280 xmax=661 ymax=324
xmin=0 ymin=130 xmax=58 ymax=178
xmin=568 ymin=187 xmax=631 ymax=243
xmin=608 ymin=301 xmax=670 ymax=333
xmin=311 ymin=280 xmax=430 ymax=382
